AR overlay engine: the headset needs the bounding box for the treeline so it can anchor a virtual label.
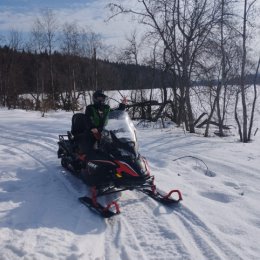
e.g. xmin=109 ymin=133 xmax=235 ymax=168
xmin=0 ymin=46 xmax=162 ymax=111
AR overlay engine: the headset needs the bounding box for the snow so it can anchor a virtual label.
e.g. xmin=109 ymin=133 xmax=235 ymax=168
xmin=0 ymin=107 xmax=260 ymax=260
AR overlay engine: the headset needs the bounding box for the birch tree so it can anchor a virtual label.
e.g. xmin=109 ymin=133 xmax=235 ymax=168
xmin=235 ymin=0 xmax=258 ymax=142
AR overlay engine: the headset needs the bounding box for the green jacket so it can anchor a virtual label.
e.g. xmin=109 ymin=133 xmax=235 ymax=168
xmin=85 ymin=104 xmax=110 ymax=131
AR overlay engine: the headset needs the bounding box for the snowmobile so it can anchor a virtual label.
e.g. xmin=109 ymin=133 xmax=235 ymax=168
xmin=57 ymin=110 xmax=182 ymax=218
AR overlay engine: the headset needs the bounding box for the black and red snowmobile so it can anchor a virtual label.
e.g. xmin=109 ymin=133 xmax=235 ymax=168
xmin=57 ymin=110 xmax=182 ymax=218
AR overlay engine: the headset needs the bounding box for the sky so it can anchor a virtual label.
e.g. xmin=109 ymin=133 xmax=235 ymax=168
xmin=0 ymin=0 xmax=88 ymax=9
xmin=0 ymin=0 xmax=259 ymax=60
xmin=0 ymin=0 xmax=138 ymax=49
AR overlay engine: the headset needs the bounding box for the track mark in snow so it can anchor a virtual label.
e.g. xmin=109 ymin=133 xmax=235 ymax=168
xmin=222 ymin=181 xmax=245 ymax=196
xmin=223 ymin=181 xmax=241 ymax=189
xmin=0 ymin=133 xmax=103 ymax=260
xmin=174 ymin=206 xmax=244 ymax=260
xmin=105 ymin=191 xmax=190 ymax=260
xmin=110 ymin=189 xmax=242 ymax=260
xmin=2 ymin=148 xmax=17 ymax=156
xmin=0 ymin=127 xmax=93 ymax=214
xmin=199 ymin=191 xmax=235 ymax=203
xmin=105 ymin=216 xmax=150 ymax=260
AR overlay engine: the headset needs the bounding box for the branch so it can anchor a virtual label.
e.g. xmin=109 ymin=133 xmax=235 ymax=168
xmin=106 ymin=3 xmax=150 ymax=22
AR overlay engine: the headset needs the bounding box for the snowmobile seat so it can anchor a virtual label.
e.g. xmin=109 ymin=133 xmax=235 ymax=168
xmin=71 ymin=113 xmax=90 ymax=154
xmin=71 ymin=113 xmax=87 ymax=136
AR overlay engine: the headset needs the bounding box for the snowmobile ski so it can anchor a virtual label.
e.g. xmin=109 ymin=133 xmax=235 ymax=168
xmin=140 ymin=188 xmax=182 ymax=205
xmin=79 ymin=196 xmax=120 ymax=218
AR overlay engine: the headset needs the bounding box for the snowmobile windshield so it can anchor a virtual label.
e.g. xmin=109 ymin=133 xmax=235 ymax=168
xmin=104 ymin=110 xmax=137 ymax=144
xmin=102 ymin=110 xmax=138 ymax=158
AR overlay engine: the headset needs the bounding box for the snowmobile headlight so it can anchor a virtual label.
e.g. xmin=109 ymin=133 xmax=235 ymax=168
xmin=116 ymin=172 xmax=123 ymax=178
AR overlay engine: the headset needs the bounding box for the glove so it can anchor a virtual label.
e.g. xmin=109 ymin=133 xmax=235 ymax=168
xmin=91 ymin=128 xmax=101 ymax=140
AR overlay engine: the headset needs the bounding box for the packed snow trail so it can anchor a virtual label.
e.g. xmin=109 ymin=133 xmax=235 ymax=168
xmin=0 ymin=109 xmax=259 ymax=260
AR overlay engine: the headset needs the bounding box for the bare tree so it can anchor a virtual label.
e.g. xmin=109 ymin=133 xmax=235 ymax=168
xmin=235 ymin=0 xmax=258 ymax=142
xmin=8 ymin=29 xmax=23 ymax=51
xmin=118 ymin=30 xmax=140 ymax=65
xmin=248 ymin=55 xmax=260 ymax=140
xmin=215 ymin=0 xmax=235 ymax=136
xmin=32 ymin=8 xmax=59 ymax=110
xmin=200 ymin=0 xmax=239 ymax=137
xmin=80 ymin=29 xmax=103 ymax=90
xmin=0 ymin=29 xmax=23 ymax=108
xmin=61 ymin=22 xmax=81 ymax=56
xmin=29 ymin=26 xmax=46 ymax=110
xmin=81 ymin=29 xmax=102 ymax=59
xmin=108 ymin=0 xmax=221 ymax=133
xmin=60 ymin=22 xmax=83 ymax=111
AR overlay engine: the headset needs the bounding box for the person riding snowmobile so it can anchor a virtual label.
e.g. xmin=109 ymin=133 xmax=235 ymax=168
xmin=57 ymin=91 xmax=182 ymax=217
xmin=83 ymin=90 xmax=126 ymax=154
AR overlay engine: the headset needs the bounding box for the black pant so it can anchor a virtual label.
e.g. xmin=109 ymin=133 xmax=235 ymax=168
xmin=75 ymin=131 xmax=96 ymax=155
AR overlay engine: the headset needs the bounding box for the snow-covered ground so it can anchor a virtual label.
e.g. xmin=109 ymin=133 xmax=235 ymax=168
xmin=0 ymin=107 xmax=260 ymax=260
